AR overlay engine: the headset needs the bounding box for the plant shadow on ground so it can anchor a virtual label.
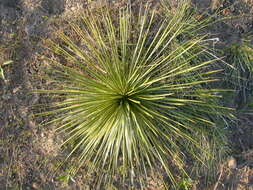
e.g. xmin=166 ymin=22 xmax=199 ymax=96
xmin=0 ymin=0 xmax=253 ymax=189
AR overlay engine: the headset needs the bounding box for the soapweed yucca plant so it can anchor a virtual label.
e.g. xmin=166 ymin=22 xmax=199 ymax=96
xmin=37 ymin=1 xmax=230 ymax=188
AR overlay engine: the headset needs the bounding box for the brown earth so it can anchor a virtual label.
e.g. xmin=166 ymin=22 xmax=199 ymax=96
xmin=0 ymin=0 xmax=253 ymax=189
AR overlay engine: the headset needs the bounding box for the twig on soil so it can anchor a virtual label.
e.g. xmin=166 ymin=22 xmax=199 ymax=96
xmin=213 ymin=164 xmax=224 ymax=190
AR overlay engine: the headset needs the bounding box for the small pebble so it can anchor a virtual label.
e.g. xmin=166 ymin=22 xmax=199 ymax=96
xmin=228 ymin=156 xmax=237 ymax=169
xmin=32 ymin=183 xmax=39 ymax=189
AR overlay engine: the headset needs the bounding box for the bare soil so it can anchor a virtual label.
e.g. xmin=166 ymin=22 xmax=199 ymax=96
xmin=0 ymin=0 xmax=253 ymax=189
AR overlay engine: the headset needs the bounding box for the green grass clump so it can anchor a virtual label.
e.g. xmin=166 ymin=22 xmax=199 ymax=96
xmin=37 ymin=1 xmax=230 ymax=188
xmin=223 ymin=37 xmax=253 ymax=109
